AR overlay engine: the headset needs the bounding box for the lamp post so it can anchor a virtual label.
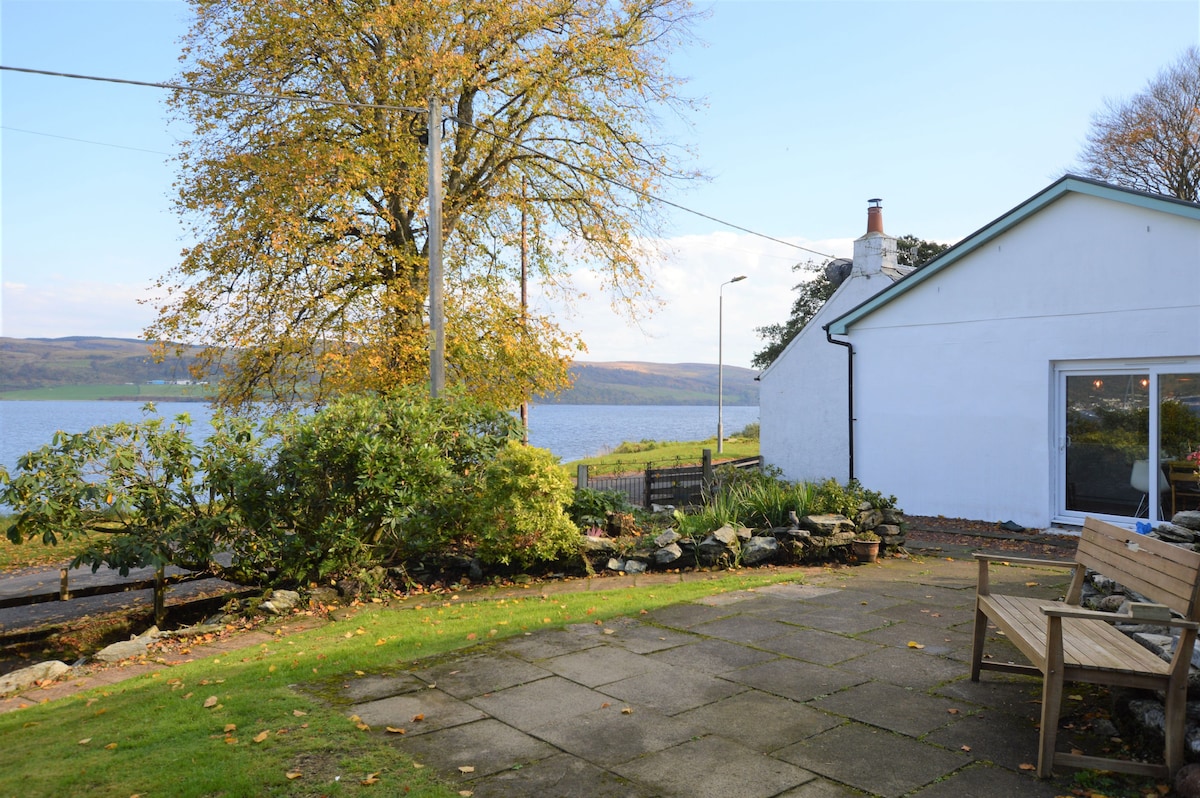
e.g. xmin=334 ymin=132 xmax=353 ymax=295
xmin=718 ymin=275 xmax=747 ymax=454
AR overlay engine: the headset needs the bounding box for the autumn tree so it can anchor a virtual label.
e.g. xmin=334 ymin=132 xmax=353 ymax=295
xmin=1078 ymin=47 xmax=1200 ymax=201
xmin=149 ymin=0 xmax=699 ymax=411
xmin=751 ymin=235 xmax=948 ymax=369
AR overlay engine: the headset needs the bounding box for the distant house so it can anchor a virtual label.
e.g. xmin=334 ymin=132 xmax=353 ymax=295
xmin=760 ymin=176 xmax=1200 ymax=530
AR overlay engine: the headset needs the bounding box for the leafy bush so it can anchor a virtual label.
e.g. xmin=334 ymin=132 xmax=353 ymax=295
xmin=810 ymin=478 xmax=896 ymax=517
xmin=0 ymin=406 xmax=238 ymax=576
xmin=567 ymin=488 xmax=635 ymax=529
xmin=232 ymin=390 xmax=521 ymax=583
xmin=465 ymin=441 xmax=581 ymax=568
xmin=732 ymin=422 xmax=760 ymax=440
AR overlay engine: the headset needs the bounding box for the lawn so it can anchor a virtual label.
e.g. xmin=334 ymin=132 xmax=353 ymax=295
xmin=563 ymin=436 xmax=760 ymax=475
xmin=0 ymin=569 xmax=802 ymax=797
xmin=0 ymin=518 xmax=93 ymax=570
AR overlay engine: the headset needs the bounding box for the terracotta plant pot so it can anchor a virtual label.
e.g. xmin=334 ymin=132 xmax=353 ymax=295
xmin=851 ymin=540 xmax=880 ymax=564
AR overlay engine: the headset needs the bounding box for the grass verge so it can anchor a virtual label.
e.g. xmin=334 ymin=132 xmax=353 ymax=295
xmin=564 ymin=437 xmax=759 ymax=475
xmin=0 ymin=518 xmax=93 ymax=570
xmin=0 ymin=569 xmax=800 ymax=797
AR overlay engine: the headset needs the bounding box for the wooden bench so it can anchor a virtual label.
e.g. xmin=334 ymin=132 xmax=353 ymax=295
xmin=970 ymin=516 xmax=1200 ymax=779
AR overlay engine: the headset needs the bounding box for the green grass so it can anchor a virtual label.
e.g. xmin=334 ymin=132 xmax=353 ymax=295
xmin=563 ymin=437 xmax=760 ymax=475
xmin=0 ymin=384 xmax=213 ymax=400
xmin=0 ymin=570 xmax=800 ymax=797
xmin=0 ymin=518 xmax=94 ymax=570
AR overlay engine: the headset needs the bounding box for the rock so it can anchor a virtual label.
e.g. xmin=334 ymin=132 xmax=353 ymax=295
xmin=95 ymin=629 xmax=157 ymax=663
xmin=605 ymin=557 xmax=626 ymax=572
xmin=710 ymin=525 xmax=739 ymax=546
xmin=623 ymin=559 xmax=648 ymax=575
xmin=1173 ymin=511 xmax=1200 ymax=532
xmin=581 ymin=535 xmax=618 ymax=553
xmin=741 ymin=536 xmax=779 ymax=565
xmin=881 ymin=508 xmax=905 ymax=525
xmin=260 ymin=589 xmax=301 ymax=615
xmin=874 ymin=524 xmax=902 ymax=540
xmin=697 ymin=534 xmax=734 ymax=564
xmin=734 ymin=526 xmax=752 ymax=541
xmin=308 ymin=586 xmax=341 ymax=606
xmin=800 ymin=514 xmax=855 ymax=537
xmin=654 ymin=543 xmax=683 ymax=566
xmin=1176 ymin=763 xmax=1200 ymax=798
xmin=856 ymin=508 xmax=884 ymax=531
xmin=0 ymin=661 xmax=71 ymax=696
xmin=1154 ymin=524 xmax=1198 ymax=544
xmin=654 ymin=529 xmax=681 ymax=548
xmin=1097 ymin=594 xmax=1127 ymax=613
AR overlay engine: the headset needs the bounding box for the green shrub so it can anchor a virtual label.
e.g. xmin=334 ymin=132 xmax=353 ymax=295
xmin=465 ymin=441 xmax=581 ymax=568
xmin=567 ymin=488 xmax=635 ymax=529
xmin=732 ymin=422 xmax=760 ymax=440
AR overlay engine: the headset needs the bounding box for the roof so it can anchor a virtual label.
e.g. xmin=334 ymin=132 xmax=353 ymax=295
xmin=825 ymin=175 xmax=1200 ymax=336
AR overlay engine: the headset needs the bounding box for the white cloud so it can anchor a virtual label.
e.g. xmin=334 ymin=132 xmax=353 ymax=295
xmin=1 ymin=279 xmax=156 ymax=339
xmin=543 ymin=232 xmax=854 ymax=368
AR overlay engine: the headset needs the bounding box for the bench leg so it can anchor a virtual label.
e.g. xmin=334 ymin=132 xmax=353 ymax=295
xmin=970 ymin=602 xmax=988 ymax=682
xmin=1038 ymin=620 xmax=1066 ymax=779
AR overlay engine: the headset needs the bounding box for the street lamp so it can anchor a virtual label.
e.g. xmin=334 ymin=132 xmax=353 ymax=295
xmin=718 ymin=275 xmax=747 ymax=454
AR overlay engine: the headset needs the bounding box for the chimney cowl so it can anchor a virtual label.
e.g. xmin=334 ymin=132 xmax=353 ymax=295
xmin=866 ymin=198 xmax=884 ymax=234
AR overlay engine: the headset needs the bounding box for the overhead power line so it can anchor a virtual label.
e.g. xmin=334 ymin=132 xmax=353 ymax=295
xmin=0 ymin=64 xmax=836 ymax=260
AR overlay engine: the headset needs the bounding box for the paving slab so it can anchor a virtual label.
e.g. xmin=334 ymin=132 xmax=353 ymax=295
xmin=691 ymin=614 xmax=799 ymax=643
xmin=647 ymin=637 xmax=779 ymax=674
xmin=811 ymin=680 xmax=968 ymax=737
xmin=339 ymin=672 xmax=427 ymax=703
xmin=643 ymin=601 xmax=736 ymax=629
xmin=491 ymin=629 xmax=602 ymax=661
xmin=774 ymin=723 xmax=970 ymax=798
xmin=924 ymin=711 xmax=1042 ymax=772
xmin=597 ymin=620 xmax=697 ymax=653
xmin=789 ymin=607 xmax=894 ymax=635
xmin=350 ymin=688 xmax=487 ymax=735
xmin=468 ymin=675 xmax=616 ymax=728
xmin=542 ymin=644 xmax=666 ymax=687
xmin=531 ymin=703 xmax=703 ymax=766
xmin=835 ymin=646 xmax=967 ymax=689
xmin=612 ymin=734 xmax=817 ymax=798
xmin=857 ymin=621 xmax=973 ymax=660
xmin=753 ymin=628 xmax=885 ymax=666
xmin=724 ymin=657 xmax=868 ymax=702
xmin=412 ymin=653 xmax=553 ymax=698
xmin=597 ymin=663 xmax=747 ymax=715
xmin=392 ymin=717 xmax=557 ymax=778
xmin=465 ymin=752 xmax=657 ymax=798
xmin=907 ymin=762 xmax=1064 ymax=797
xmin=674 ymin=689 xmax=844 ymax=752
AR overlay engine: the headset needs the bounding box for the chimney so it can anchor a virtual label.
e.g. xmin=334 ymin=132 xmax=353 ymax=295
xmin=852 ymin=197 xmax=898 ymax=277
xmin=866 ymin=198 xmax=884 ymax=234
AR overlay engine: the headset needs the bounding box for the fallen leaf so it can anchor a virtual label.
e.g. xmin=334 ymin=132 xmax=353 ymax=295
xmin=621 ymin=707 xmax=633 ymax=715
xmin=386 ymin=726 xmax=407 ymax=734
xmin=78 ymin=738 xmax=92 ymax=745
xmin=224 ymin=723 xmax=237 ymax=733
xmin=253 ymin=731 xmax=270 ymax=743
xmin=960 ymin=745 xmax=971 ymax=752
xmin=1025 ymin=581 xmax=1039 ymax=587
xmin=1068 ymin=694 xmax=1083 ymax=701
xmin=292 ymin=709 xmax=307 ymax=717
xmin=907 ymin=641 xmax=926 ymax=649
xmin=361 ymin=772 xmax=380 ymax=785
xmin=947 ymin=709 xmax=960 ymax=715
xmin=355 ymin=722 xmax=370 ymax=731
xmin=1018 ymin=763 xmax=1036 ymax=771
xmin=286 ymin=771 xmax=302 ymax=780
xmin=203 ymin=696 xmax=219 ymax=708
xmin=412 ymin=714 xmax=425 ymax=722
xmin=458 ymin=765 xmax=475 ymax=774
xmin=105 ymin=742 xmax=118 ymax=750
xmin=459 ymin=792 xmax=474 ymax=797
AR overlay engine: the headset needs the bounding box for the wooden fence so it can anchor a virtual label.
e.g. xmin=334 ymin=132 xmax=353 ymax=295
xmin=576 ymin=449 xmax=762 ymax=510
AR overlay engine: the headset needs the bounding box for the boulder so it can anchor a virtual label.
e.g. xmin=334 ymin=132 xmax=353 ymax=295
xmin=581 ymin=536 xmax=619 ymax=553
xmin=1173 ymin=511 xmax=1200 ymax=532
xmin=1154 ymin=524 xmax=1198 ymax=544
xmin=654 ymin=529 xmax=681 ymax=548
xmin=95 ymin=626 xmax=161 ymax=663
xmin=800 ymin=514 xmax=855 ymax=537
xmin=741 ymin=536 xmax=779 ymax=565
xmin=0 ymin=661 xmax=71 ymax=696
xmin=308 ymin=586 xmax=341 ymax=607
xmin=654 ymin=543 xmax=683 ymax=566
xmin=856 ymin=508 xmax=884 ymax=531
xmin=710 ymin=525 xmax=740 ymax=546
xmin=260 ymin=589 xmax=301 ymax=615
xmin=605 ymin=557 xmax=626 ymax=572
xmin=623 ymin=559 xmax=648 ymax=575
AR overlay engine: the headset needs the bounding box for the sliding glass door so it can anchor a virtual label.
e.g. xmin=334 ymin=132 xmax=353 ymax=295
xmin=1059 ymin=364 xmax=1200 ymax=523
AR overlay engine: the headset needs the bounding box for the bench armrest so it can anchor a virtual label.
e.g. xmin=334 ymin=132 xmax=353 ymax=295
xmin=973 ymin=553 xmax=1078 ymax=569
xmin=1040 ymin=604 xmax=1200 ymax=631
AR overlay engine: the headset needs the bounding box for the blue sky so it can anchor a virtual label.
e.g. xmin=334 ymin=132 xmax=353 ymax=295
xmin=2 ymin=0 xmax=1198 ymax=369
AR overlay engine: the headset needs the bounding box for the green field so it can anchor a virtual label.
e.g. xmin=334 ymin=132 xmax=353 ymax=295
xmin=0 ymin=383 xmax=213 ymax=401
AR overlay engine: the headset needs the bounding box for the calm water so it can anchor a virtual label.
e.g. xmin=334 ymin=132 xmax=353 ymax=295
xmin=0 ymin=401 xmax=759 ymax=474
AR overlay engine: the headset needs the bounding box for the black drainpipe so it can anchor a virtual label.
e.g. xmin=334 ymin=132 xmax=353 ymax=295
xmin=824 ymin=325 xmax=854 ymax=481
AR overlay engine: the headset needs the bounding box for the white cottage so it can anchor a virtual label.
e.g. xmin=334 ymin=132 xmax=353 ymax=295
xmin=760 ymin=175 xmax=1200 ymax=530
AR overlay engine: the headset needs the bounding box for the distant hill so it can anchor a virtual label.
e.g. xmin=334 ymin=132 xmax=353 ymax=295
xmin=0 ymin=338 xmax=759 ymax=405
xmin=538 ymin=361 xmax=758 ymax=405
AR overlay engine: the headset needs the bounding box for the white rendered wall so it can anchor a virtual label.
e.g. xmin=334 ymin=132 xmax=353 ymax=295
xmin=846 ymin=193 xmax=1200 ymax=529
xmin=760 ymin=231 xmax=898 ymax=483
